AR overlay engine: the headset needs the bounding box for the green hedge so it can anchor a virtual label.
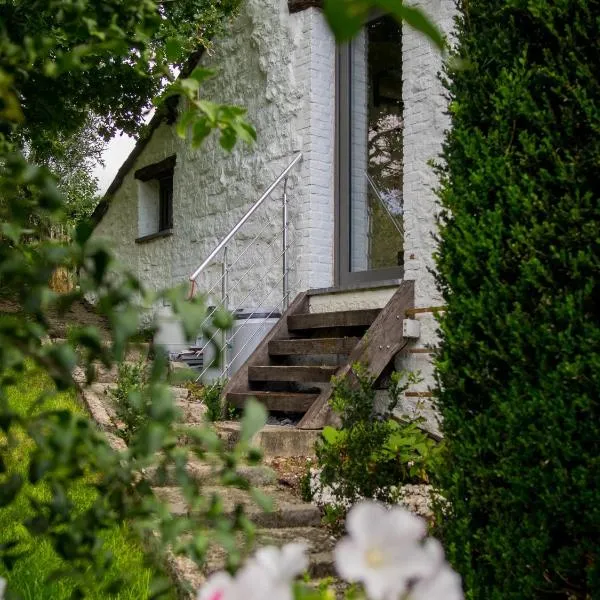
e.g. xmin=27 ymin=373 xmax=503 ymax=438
xmin=433 ymin=0 xmax=600 ymax=598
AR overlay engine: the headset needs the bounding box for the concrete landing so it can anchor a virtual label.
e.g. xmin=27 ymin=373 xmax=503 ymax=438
xmin=215 ymin=421 xmax=321 ymax=457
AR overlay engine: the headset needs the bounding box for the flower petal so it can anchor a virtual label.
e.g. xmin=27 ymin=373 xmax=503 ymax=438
xmin=346 ymin=501 xmax=391 ymax=545
xmin=385 ymin=506 xmax=427 ymax=544
xmin=334 ymin=538 xmax=368 ymax=583
xmin=280 ymin=543 xmax=309 ymax=579
xmin=410 ymin=563 xmax=464 ymax=600
xmin=197 ymin=571 xmax=235 ymax=600
xmin=252 ymin=543 xmax=308 ymax=582
xmin=253 ymin=546 xmax=281 ymax=577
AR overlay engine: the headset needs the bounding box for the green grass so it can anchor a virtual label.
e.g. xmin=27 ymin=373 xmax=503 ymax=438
xmin=0 ymin=364 xmax=171 ymax=599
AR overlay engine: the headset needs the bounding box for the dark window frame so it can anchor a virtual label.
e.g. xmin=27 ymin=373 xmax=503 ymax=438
xmin=135 ymin=155 xmax=176 ymax=236
xmin=158 ymin=174 xmax=174 ymax=232
xmin=336 ymin=17 xmax=404 ymax=286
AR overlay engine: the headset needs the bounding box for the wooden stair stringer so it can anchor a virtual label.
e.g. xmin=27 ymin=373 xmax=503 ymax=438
xmin=222 ymin=292 xmax=309 ymax=399
xmin=297 ymin=280 xmax=415 ymax=429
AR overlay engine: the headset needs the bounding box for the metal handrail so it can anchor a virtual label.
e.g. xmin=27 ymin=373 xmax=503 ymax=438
xmin=366 ymin=174 xmax=404 ymax=238
xmin=189 ymin=152 xmax=303 ymax=282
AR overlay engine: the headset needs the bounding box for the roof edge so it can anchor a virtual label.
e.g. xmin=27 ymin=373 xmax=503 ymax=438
xmin=91 ymin=48 xmax=205 ymax=227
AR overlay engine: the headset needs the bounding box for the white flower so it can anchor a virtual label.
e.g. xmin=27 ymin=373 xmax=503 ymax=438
xmin=409 ymin=563 xmax=464 ymax=600
xmin=252 ymin=543 xmax=308 ymax=582
xmin=197 ymin=572 xmax=236 ymax=600
xmin=334 ymin=501 xmax=443 ymax=600
xmin=237 ymin=543 xmax=308 ymax=600
xmin=197 ymin=543 xmax=308 ymax=600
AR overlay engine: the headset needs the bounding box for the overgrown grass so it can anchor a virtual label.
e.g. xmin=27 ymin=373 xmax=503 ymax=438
xmin=0 ymin=364 xmax=169 ymax=599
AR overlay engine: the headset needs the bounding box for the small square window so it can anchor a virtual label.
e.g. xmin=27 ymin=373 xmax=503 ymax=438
xmin=134 ymin=155 xmax=176 ymax=242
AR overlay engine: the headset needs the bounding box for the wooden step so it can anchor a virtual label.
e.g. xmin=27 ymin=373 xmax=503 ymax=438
xmin=287 ymin=309 xmax=380 ymax=331
xmin=248 ymin=365 xmax=337 ymax=383
xmin=227 ymin=391 xmax=318 ymax=412
xmin=268 ymin=337 xmax=360 ymax=356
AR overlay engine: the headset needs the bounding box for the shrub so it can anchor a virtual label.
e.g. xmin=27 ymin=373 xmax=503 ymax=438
xmin=108 ymin=361 xmax=149 ymax=443
xmin=313 ymin=366 xmax=441 ymax=506
xmin=186 ymin=379 xmax=227 ymax=422
xmin=434 ymin=0 xmax=600 ymax=597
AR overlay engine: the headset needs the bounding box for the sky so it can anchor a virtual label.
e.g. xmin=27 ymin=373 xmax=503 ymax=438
xmin=92 ymin=133 xmax=137 ymax=195
xmin=92 ymin=94 xmax=165 ymax=195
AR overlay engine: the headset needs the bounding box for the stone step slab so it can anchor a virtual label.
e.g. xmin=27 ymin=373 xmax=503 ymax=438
xmin=214 ymin=421 xmax=320 ymax=457
xmin=144 ymin=460 xmax=276 ymax=488
xmin=153 ymin=485 xmax=321 ymax=529
xmin=80 ymin=382 xmax=204 ymax=424
xmin=160 ymin=526 xmax=335 ymax=598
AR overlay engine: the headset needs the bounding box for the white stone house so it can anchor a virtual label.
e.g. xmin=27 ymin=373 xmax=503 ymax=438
xmin=91 ymin=0 xmax=455 ymax=432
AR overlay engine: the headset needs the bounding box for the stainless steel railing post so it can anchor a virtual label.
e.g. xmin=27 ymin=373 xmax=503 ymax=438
xmin=282 ymin=176 xmax=289 ymax=310
xmin=222 ymin=246 xmax=229 ymax=377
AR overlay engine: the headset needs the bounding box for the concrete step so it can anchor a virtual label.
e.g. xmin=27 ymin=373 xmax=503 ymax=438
xmin=227 ymin=391 xmax=318 ymax=412
xmin=206 ymin=526 xmax=335 ymax=577
xmin=287 ymin=309 xmax=380 ymax=331
xmin=248 ymin=365 xmax=337 ymax=383
xmin=214 ymin=421 xmax=320 ymax=457
xmin=144 ymin=459 xmax=276 ymax=487
xmin=160 ymin=525 xmax=335 ymax=595
xmin=153 ymin=485 xmax=321 ymax=529
xmin=268 ymin=337 xmax=360 ymax=356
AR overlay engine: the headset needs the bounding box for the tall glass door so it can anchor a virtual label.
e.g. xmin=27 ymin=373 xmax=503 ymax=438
xmin=337 ymin=14 xmax=404 ymax=285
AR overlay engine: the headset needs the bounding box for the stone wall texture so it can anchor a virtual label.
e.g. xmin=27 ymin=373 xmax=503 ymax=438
xmin=93 ymin=1 xmax=336 ymax=311
xmin=393 ymin=0 xmax=456 ymax=432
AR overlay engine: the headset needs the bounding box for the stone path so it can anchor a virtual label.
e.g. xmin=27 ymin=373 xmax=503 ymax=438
xmin=77 ymin=356 xmax=335 ymax=598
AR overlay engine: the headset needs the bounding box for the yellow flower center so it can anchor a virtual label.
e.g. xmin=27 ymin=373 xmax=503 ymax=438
xmin=365 ymin=547 xmax=385 ymax=568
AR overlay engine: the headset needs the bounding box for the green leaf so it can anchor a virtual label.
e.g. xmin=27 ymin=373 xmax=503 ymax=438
xmin=197 ymin=99 xmax=219 ymax=123
xmin=47 ymin=343 xmax=78 ymax=374
xmin=233 ymin=121 xmax=257 ymax=145
xmin=324 ymin=0 xmax=444 ymax=50
xmin=179 ymin=78 xmax=200 ymax=96
xmin=212 ymin=308 xmax=233 ymax=330
xmin=377 ymin=0 xmax=445 ymax=50
xmin=250 ymin=487 xmax=274 ymax=512
xmin=176 ymin=110 xmax=196 ymax=139
xmin=240 ymin=398 xmax=267 ymax=444
xmin=1 ymin=223 xmax=24 ymax=244
xmin=191 ymin=119 xmax=212 ymax=148
xmin=219 ymin=128 xmax=237 ymax=152
xmin=322 ymin=425 xmax=342 ymax=444
xmin=165 ymin=37 xmax=183 ymax=62
xmin=74 ymin=219 xmax=93 ymax=245
xmin=189 ymin=67 xmax=215 ymax=84
xmin=323 ymin=0 xmax=370 ymax=43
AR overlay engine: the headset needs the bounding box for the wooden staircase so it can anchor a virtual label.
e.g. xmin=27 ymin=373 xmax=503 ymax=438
xmin=223 ymin=280 xmax=414 ymax=429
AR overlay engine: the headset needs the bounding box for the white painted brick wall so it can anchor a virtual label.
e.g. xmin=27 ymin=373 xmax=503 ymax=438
xmin=93 ymin=0 xmax=337 ymax=310
xmin=394 ymin=0 xmax=456 ymax=433
xmin=303 ymin=9 xmax=336 ymax=290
